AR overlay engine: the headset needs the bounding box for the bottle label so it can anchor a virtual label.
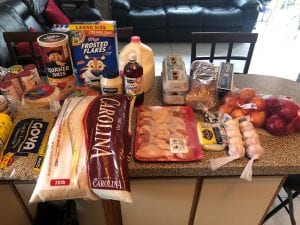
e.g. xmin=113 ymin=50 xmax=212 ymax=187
xmin=124 ymin=77 xmax=143 ymax=96
xmin=101 ymin=87 xmax=119 ymax=95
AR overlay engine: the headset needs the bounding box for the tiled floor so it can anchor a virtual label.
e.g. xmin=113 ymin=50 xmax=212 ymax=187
xmin=119 ymin=3 xmax=300 ymax=225
xmin=124 ymin=3 xmax=300 ymax=81
xmin=264 ymin=189 xmax=300 ymax=225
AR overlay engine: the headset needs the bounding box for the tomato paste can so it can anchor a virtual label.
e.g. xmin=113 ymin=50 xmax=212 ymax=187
xmin=0 ymin=80 xmax=20 ymax=101
xmin=20 ymin=70 xmax=37 ymax=91
xmin=24 ymin=64 xmax=42 ymax=85
xmin=37 ymin=33 xmax=75 ymax=98
xmin=5 ymin=72 xmax=24 ymax=97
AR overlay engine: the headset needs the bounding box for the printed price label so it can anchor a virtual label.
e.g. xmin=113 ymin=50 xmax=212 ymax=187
xmin=50 ymin=179 xmax=70 ymax=186
xmin=170 ymin=138 xmax=189 ymax=154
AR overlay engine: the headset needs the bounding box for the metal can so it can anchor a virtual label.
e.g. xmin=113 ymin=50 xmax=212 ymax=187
xmin=0 ymin=80 xmax=20 ymax=101
xmin=20 ymin=70 xmax=37 ymax=91
xmin=0 ymin=112 xmax=13 ymax=150
xmin=37 ymin=33 xmax=75 ymax=99
xmin=24 ymin=64 xmax=42 ymax=85
xmin=9 ymin=65 xmax=23 ymax=74
xmin=5 ymin=72 xmax=24 ymax=97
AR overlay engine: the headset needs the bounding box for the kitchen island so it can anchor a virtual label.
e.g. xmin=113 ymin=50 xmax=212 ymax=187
xmin=104 ymin=74 xmax=300 ymax=225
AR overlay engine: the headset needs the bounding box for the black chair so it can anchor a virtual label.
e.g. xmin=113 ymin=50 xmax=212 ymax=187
xmin=191 ymin=32 xmax=258 ymax=74
xmin=3 ymin=31 xmax=46 ymax=74
xmin=116 ymin=27 xmax=133 ymax=42
xmin=56 ymin=0 xmax=95 ymax=8
xmin=264 ymin=174 xmax=300 ymax=225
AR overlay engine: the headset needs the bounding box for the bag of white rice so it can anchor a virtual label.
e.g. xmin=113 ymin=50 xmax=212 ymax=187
xmin=30 ymin=96 xmax=98 ymax=202
xmin=84 ymin=95 xmax=134 ymax=203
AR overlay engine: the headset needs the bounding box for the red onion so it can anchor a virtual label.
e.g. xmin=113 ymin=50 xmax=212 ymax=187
xmin=265 ymin=114 xmax=288 ymax=136
xmin=277 ymin=100 xmax=299 ymax=121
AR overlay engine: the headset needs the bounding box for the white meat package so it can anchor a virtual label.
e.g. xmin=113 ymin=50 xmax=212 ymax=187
xmin=135 ymin=106 xmax=203 ymax=161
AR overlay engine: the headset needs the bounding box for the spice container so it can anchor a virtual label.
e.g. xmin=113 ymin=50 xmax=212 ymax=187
xmin=37 ymin=33 xmax=75 ymax=98
xmin=5 ymin=72 xmax=24 ymax=97
xmin=24 ymin=64 xmax=42 ymax=85
xmin=0 ymin=80 xmax=20 ymax=101
xmin=20 ymin=70 xmax=37 ymax=91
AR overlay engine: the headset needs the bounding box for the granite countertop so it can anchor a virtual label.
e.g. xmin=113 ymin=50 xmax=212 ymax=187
xmin=128 ymin=74 xmax=300 ymax=178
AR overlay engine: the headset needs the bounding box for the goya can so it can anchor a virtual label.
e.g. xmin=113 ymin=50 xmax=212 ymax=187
xmin=37 ymin=33 xmax=75 ymax=98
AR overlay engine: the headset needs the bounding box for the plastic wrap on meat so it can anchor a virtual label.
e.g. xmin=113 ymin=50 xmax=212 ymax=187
xmin=134 ymin=106 xmax=203 ymax=161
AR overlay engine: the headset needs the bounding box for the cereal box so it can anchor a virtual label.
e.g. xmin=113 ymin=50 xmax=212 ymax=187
xmin=69 ymin=21 xmax=119 ymax=88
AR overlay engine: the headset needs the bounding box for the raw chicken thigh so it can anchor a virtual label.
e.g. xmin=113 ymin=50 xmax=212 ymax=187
xmin=135 ymin=106 xmax=202 ymax=161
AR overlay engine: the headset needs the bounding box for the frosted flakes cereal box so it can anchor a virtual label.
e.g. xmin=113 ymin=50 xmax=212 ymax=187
xmin=69 ymin=21 xmax=119 ymax=88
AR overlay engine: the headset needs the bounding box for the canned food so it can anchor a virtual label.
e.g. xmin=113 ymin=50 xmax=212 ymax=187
xmin=20 ymin=70 xmax=37 ymax=91
xmin=0 ymin=113 xmax=13 ymax=149
xmin=0 ymin=80 xmax=20 ymax=101
xmin=24 ymin=64 xmax=42 ymax=84
xmin=9 ymin=65 xmax=23 ymax=74
xmin=37 ymin=33 xmax=75 ymax=99
xmin=5 ymin=72 xmax=24 ymax=97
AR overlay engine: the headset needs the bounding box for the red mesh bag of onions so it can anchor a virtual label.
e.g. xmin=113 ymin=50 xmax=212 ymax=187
xmin=83 ymin=95 xmax=134 ymax=203
xmin=264 ymin=96 xmax=300 ymax=136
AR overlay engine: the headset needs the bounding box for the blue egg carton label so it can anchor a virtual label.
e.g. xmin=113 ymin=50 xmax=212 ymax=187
xmin=69 ymin=21 xmax=119 ymax=87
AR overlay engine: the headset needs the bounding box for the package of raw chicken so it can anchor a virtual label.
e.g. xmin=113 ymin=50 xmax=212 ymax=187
xmin=135 ymin=106 xmax=203 ymax=161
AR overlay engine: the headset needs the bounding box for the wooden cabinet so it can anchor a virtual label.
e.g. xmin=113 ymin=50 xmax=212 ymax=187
xmin=121 ymin=178 xmax=196 ymax=225
xmin=194 ymin=176 xmax=283 ymax=225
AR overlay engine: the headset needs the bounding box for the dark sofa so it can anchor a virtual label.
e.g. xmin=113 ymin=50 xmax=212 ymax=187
xmin=0 ymin=0 xmax=102 ymax=67
xmin=111 ymin=0 xmax=260 ymax=41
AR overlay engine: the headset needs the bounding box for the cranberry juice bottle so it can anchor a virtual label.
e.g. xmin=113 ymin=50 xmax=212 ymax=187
xmin=124 ymin=51 xmax=144 ymax=107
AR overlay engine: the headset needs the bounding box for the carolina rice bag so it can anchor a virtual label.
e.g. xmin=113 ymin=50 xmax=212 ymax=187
xmin=83 ymin=95 xmax=134 ymax=203
xmin=0 ymin=109 xmax=55 ymax=180
xmin=30 ymin=97 xmax=98 ymax=202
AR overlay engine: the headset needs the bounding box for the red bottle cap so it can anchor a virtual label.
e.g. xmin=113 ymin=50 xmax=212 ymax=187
xmin=131 ymin=36 xmax=141 ymax=43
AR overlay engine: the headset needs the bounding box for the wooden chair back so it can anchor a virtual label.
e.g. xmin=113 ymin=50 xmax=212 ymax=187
xmin=117 ymin=27 xmax=133 ymax=42
xmin=3 ymin=31 xmax=46 ymax=73
xmin=191 ymin=32 xmax=258 ymax=74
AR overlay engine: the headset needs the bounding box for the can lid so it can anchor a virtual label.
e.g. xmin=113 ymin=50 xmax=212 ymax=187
xmin=20 ymin=70 xmax=32 ymax=77
xmin=9 ymin=65 xmax=23 ymax=73
xmin=0 ymin=80 xmax=13 ymax=88
xmin=131 ymin=36 xmax=141 ymax=43
xmin=5 ymin=72 xmax=18 ymax=80
xmin=24 ymin=64 xmax=36 ymax=70
xmin=37 ymin=33 xmax=68 ymax=47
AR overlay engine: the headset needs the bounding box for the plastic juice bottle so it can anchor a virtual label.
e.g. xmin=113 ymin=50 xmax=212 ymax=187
xmin=124 ymin=51 xmax=144 ymax=107
xmin=119 ymin=36 xmax=155 ymax=93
